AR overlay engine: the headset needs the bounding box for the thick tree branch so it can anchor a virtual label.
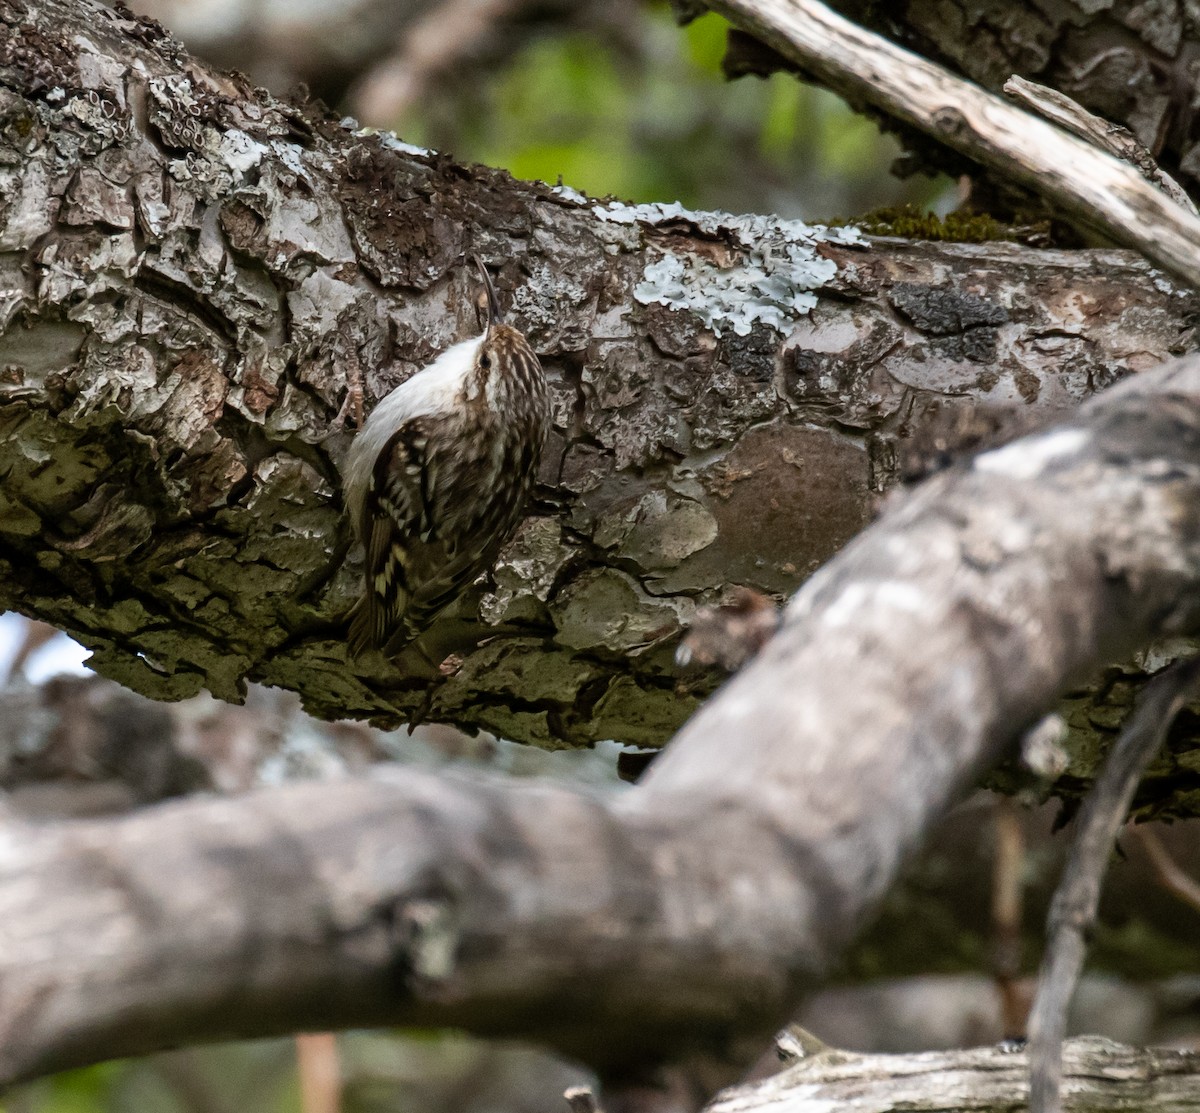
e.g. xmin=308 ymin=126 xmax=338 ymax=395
xmin=0 ymin=0 xmax=1196 ymax=748
xmin=8 ymin=675 xmax=1200 ymax=985
xmin=3 ymin=357 xmax=1200 ymax=1087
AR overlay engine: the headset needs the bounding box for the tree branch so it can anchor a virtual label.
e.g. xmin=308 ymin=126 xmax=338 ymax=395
xmin=810 ymin=1 xmax=1200 ymax=202
xmin=3 ymin=356 xmax=1200 ymax=1087
xmin=1002 ymin=76 xmax=1198 ymax=216
xmin=707 ymin=1038 xmax=1200 ymax=1112
xmin=0 ymin=0 xmax=1196 ymax=747
xmin=1028 ymin=659 xmax=1200 ymax=1113
xmin=707 ymin=0 xmax=1200 ymax=288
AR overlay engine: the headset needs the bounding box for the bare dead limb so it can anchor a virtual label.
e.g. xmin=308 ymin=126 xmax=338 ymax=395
xmin=1131 ymin=825 xmax=1200 ymax=916
xmin=707 ymin=0 xmax=1200 ymax=288
xmin=1002 ymin=77 xmax=1198 ymax=216
xmin=1027 ymin=659 xmax=1200 ymax=1113
xmin=706 ymin=1037 xmax=1200 ymax=1112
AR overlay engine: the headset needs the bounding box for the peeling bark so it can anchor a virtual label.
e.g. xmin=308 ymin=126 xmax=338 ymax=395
xmin=0 ymin=0 xmax=1196 ymax=747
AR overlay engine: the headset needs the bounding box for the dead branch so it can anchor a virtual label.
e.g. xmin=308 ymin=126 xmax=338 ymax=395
xmin=1131 ymin=825 xmax=1200 ymax=916
xmin=1028 ymin=660 xmax=1200 ymax=1113
xmin=806 ymin=1 xmax=1200 ymax=203
xmin=706 ymin=1037 xmax=1200 ymax=1112
xmin=1002 ymin=77 xmax=1198 ymax=216
xmin=707 ymin=0 xmax=1200 ymax=288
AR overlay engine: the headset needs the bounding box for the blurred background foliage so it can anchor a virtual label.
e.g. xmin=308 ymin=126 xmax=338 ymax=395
xmin=122 ymin=0 xmax=952 ymax=219
xmin=397 ymin=7 xmax=950 ymax=218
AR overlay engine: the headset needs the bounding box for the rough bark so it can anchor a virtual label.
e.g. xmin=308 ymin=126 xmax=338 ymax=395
xmin=708 ymin=1037 xmax=1200 ymax=1113
xmin=3 ymin=357 xmax=1200 ymax=1089
xmin=0 ymin=0 xmax=1197 ymax=749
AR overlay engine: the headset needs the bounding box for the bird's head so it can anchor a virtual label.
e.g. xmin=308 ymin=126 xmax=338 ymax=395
xmin=470 ymin=257 xmax=540 ymax=392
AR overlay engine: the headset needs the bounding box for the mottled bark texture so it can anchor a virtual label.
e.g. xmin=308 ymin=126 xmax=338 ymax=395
xmin=708 ymin=1038 xmax=1200 ymax=1113
xmin=3 ymin=356 xmax=1200 ymax=1089
xmin=736 ymin=0 xmax=1200 ymax=201
xmin=1 ymin=0 xmax=1198 ymax=747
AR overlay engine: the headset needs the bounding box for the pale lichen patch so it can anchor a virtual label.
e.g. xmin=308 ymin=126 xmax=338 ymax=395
xmin=606 ymin=202 xmax=863 ymax=337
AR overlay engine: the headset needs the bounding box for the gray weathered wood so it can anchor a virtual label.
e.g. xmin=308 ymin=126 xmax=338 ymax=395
xmin=708 ymin=0 xmax=1200 ymax=287
xmin=708 ymin=1037 xmax=1200 ymax=1112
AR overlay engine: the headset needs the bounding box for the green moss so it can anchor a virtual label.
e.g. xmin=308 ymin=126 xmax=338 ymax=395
xmin=834 ymin=204 xmax=1051 ymax=244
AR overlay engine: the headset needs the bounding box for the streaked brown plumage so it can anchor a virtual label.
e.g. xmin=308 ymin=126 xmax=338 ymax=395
xmin=342 ymin=261 xmax=550 ymax=656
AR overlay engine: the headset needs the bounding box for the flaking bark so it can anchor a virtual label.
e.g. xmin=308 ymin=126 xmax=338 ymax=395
xmin=0 ymin=0 xmax=1198 ymax=750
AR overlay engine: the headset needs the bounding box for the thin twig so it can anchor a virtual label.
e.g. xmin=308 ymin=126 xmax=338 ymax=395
xmin=350 ymin=0 xmax=520 ymax=123
xmin=5 ymin=617 xmax=58 ymax=684
xmin=707 ymin=0 xmax=1200 ymax=289
xmin=296 ymin=1033 xmax=341 ymax=1113
xmin=1002 ymin=76 xmax=1199 ymax=216
xmin=1027 ymin=658 xmax=1200 ymax=1113
xmin=1131 ymin=824 xmax=1200 ymax=915
xmin=991 ymin=797 xmax=1028 ymax=1039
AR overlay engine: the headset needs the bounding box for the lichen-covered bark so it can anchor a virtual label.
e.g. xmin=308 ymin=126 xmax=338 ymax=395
xmin=0 ymin=0 xmax=1197 ymax=748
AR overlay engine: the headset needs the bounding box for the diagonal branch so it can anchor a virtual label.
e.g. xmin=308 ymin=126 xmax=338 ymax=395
xmin=1027 ymin=658 xmax=1200 ymax=1113
xmin=1002 ymin=76 xmax=1199 ymax=216
xmin=707 ymin=0 xmax=1200 ymax=288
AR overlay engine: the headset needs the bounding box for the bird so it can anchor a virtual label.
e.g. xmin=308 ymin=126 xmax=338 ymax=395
xmin=341 ymin=257 xmax=550 ymax=657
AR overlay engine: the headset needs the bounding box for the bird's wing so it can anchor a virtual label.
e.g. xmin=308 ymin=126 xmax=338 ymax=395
xmin=347 ymin=418 xmax=439 ymax=655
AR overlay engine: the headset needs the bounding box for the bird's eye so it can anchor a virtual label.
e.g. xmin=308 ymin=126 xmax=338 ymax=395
xmin=480 ymin=352 xmax=492 ymax=369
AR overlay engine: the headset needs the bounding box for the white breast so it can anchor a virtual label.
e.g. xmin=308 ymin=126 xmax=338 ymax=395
xmin=343 ymin=334 xmax=483 ymax=538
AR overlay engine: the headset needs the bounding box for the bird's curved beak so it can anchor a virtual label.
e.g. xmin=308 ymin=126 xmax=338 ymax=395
xmin=473 ymin=255 xmax=504 ymax=331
